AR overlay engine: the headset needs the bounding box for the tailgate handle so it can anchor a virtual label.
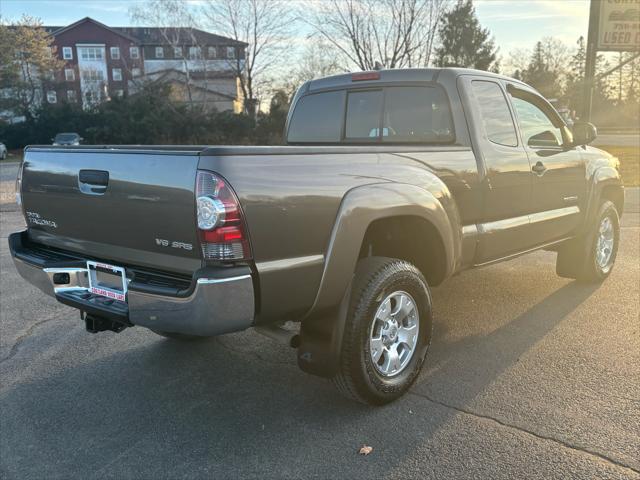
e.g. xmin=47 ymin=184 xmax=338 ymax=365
xmin=79 ymin=170 xmax=109 ymax=194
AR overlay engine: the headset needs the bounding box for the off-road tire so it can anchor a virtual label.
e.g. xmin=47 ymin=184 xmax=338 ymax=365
xmin=332 ymin=257 xmax=433 ymax=405
xmin=556 ymin=200 xmax=620 ymax=283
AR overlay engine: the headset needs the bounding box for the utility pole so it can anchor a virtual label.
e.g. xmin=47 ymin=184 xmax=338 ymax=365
xmin=582 ymin=0 xmax=600 ymax=121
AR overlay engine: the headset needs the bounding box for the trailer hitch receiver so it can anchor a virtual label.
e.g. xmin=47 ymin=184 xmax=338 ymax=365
xmin=83 ymin=312 xmax=129 ymax=334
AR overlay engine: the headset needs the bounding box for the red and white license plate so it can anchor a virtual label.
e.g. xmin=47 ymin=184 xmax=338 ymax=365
xmin=87 ymin=261 xmax=128 ymax=302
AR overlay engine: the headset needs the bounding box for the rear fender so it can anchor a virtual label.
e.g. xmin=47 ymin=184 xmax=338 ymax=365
xmin=297 ymin=182 xmax=458 ymax=378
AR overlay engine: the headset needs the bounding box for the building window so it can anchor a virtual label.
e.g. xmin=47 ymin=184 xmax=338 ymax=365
xmin=131 ymin=67 xmax=141 ymax=77
xmin=47 ymin=91 xmax=57 ymax=104
xmin=62 ymin=47 xmax=73 ymax=60
xmin=79 ymin=47 xmax=104 ymax=61
xmin=112 ymin=68 xmax=122 ymax=81
xmin=64 ymin=68 xmax=75 ymax=81
xmin=114 ymin=89 xmax=124 ymax=98
xmin=173 ymin=46 xmax=182 ymax=58
xmin=110 ymin=47 xmax=120 ymax=60
xmin=81 ymin=70 xmax=104 ymax=82
xmin=226 ymin=46 xmax=236 ymax=59
xmin=189 ymin=46 xmax=202 ymax=60
xmin=67 ymin=90 xmax=77 ymax=102
xmin=130 ymin=46 xmax=139 ymax=59
xmin=208 ymin=46 xmax=217 ymax=58
xmin=155 ymin=46 xmax=164 ymax=58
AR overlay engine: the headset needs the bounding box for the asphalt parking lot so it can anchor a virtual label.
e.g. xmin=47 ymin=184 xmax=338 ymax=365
xmin=1 ymin=161 xmax=639 ymax=479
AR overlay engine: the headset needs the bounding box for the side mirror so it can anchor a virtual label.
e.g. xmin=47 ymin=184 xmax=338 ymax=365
xmin=572 ymin=122 xmax=597 ymax=146
xmin=528 ymin=130 xmax=560 ymax=148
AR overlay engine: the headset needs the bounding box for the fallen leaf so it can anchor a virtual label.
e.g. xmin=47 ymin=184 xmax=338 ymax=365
xmin=359 ymin=445 xmax=373 ymax=455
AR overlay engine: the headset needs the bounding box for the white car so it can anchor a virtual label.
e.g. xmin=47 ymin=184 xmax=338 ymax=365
xmin=0 ymin=142 xmax=7 ymax=160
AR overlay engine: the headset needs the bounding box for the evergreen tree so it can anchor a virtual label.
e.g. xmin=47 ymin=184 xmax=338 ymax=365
xmin=563 ymin=36 xmax=613 ymax=120
xmin=0 ymin=16 xmax=64 ymax=120
xmin=434 ymin=0 xmax=498 ymax=72
xmin=564 ymin=36 xmax=587 ymax=114
xmin=520 ymin=41 xmax=562 ymax=99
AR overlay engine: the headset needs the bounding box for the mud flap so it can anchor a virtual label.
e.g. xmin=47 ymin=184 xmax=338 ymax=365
xmin=297 ymin=282 xmax=352 ymax=378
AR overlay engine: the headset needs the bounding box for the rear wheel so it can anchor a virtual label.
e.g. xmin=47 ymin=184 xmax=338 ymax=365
xmin=332 ymin=257 xmax=433 ymax=405
xmin=556 ymin=200 xmax=620 ymax=283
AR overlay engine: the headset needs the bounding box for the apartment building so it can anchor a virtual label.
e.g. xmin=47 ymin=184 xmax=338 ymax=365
xmin=43 ymin=17 xmax=246 ymax=111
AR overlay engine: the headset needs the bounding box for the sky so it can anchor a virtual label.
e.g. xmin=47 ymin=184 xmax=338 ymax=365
xmin=0 ymin=0 xmax=591 ymax=60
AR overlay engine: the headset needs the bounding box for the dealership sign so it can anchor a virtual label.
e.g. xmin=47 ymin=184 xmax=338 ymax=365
xmin=598 ymin=0 xmax=640 ymax=51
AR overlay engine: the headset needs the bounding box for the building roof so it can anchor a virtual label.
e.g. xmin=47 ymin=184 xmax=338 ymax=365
xmin=118 ymin=27 xmax=246 ymax=46
xmin=43 ymin=17 xmax=246 ymax=47
xmin=43 ymin=17 xmax=139 ymax=42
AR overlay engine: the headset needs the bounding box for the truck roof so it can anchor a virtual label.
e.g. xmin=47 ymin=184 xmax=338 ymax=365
xmin=305 ymin=67 xmax=527 ymax=93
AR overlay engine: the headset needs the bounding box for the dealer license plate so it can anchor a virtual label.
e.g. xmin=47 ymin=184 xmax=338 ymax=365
xmin=86 ymin=261 xmax=128 ymax=302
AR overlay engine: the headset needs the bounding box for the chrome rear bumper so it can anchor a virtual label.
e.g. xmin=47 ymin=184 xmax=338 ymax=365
xmin=9 ymin=232 xmax=255 ymax=336
xmin=128 ymin=275 xmax=254 ymax=336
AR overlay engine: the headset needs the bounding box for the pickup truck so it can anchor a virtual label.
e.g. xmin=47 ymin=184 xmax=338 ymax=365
xmin=9 ymin=68 xmax=624 ymax=405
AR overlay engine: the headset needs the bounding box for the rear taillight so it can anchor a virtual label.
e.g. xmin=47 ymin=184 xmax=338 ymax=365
xmin=196 ymin=170 xmax=250 ymax=261
xmin=15 ymin=161 xmax=23 ymax=206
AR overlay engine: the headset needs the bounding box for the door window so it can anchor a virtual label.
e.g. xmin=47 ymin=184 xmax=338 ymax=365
xmin=471 ymin=81 xmax=518 ymax=147
xmin=510 ymin=94 xmax=564 ymax=148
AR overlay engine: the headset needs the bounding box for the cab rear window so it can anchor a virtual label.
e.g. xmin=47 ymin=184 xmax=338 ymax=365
xmin=286 ymin=90 xmax=345 ymax=143
xmin=287 ymin=85 xmax=454 ymax=144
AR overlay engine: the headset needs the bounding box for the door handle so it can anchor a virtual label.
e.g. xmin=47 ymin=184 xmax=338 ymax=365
xmin=532 ymin=161 xmax=547 ymax=175
xmin=79 ymin=170 xmax=109 ymax=194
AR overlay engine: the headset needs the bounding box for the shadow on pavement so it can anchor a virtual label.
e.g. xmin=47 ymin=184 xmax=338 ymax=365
xmin=0 ymin=271 xmax=603 ymax=478
xmin=420 ymin=280 xmax=601 ymax=401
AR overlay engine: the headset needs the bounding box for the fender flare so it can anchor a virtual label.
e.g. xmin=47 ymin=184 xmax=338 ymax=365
xmin=582 ymin=166 xmax=624 ymax=233
xmin=297 ymin=182 xmax=460 ymax=378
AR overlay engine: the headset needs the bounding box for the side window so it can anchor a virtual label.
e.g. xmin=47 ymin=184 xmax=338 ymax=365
xmin=287 ymin=90 xmax=345 ymax=143
xmin=383 ymin=86 xmax=454 ymax=143
xmin=471 ymin=81 xmax=517 ymax=147
xmin=510 ymin=94 xmax=563 ymax=148
xmin=345 ymin=90 xmax=383 ymax=140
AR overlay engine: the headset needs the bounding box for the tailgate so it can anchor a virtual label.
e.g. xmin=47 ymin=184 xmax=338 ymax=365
xmin=20 ymin=148 xmax=202 ymax=275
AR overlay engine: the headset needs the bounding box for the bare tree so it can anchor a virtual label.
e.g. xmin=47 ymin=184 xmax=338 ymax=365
xmin=304 ymin=0 xmax=451 ymax=71
xmin=505 ymin=37 xmax=571 ymax=89
xmin=503 ymin=47 xmax=530 ymax=76
xmin=201 ymin=0 xmax=296 ymax=116
xmin=129 ymin=0 xmax=203 ymax=107
xmin=539 ymin=37 xmax=570 ymax=79
xmin=283 ymin=38 xmax=345 ymax=96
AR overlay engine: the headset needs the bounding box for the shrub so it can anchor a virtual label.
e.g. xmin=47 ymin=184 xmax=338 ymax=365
xmin=0 ymin=83 xmax=288 ymax=148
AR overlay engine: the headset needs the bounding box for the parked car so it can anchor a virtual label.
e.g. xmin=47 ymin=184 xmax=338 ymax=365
xmin=10 ymin=68 xmax=623 ymax=405
xmin=52 ymin=133 xmax=82 ymax=146
xmin=0 ymin=142 xmax=7 ymax=159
